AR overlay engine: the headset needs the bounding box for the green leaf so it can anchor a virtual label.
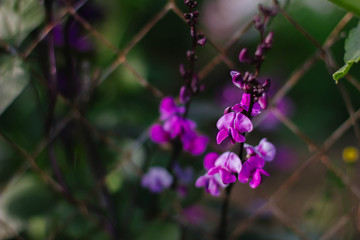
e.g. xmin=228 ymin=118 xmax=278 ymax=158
xmin=0 ymin=0 xmax=44 ymax=45
xmin=328 ymin=0 xmax=360 ymax=16
xmin=333 ymin=20 xmax=360 ymax=82
xmin=0 ymin=56 xmax=30 ymax=116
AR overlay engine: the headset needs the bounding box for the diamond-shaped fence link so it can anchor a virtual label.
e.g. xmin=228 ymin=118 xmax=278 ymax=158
xmin=0 ymin=0 xmax=359 ymax=239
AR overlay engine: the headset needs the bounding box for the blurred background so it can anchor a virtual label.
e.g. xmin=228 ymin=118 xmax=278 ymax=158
xmin=0 ymin=0 xmax=360 ymax=239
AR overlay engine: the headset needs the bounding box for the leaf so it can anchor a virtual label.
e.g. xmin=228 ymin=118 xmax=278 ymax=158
xmin=333 ymin=20 xmax=360 ymax=82
xmin=328 ymin=0 xmax=360 ymax=16
xmin=0 ymin=0 xmax=44 ymax=45
xmin=0 ymin=56 xmax=30 ymax=115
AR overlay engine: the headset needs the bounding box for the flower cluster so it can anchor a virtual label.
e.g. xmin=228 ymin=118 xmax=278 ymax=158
xmin=196 ymin=5 xmax=277 ymax=196
xmin=149 ymin=97 xmax=208 ymax=156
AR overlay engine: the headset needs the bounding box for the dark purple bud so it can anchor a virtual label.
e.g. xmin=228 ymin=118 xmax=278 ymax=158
xmin=224 ymin=107 xmax=232 ymax=114
xmin=179 ymin=64 xmax=186 ymax=77
xmin=180 ymin=86 xmax=192 ymax=104
xmin=199 ymin=84 xmax=205 ymax=92
xmin=258 ymin=92 xmax=268 ymax=109
xmin=193 ymin=11 xmax=199 ymax=17
xmin=238 ymin=48 xmax=252 ymax=63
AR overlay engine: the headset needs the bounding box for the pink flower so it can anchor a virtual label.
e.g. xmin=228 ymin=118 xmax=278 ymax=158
xmin=238 ymin=156 xmax=269 ymax=189
xmin=245 ymin=138 xmax=276 ymax=162
xmin=207 ymin=151 xmax=242 ymax=184
xmin=216 ymin=112 xmax=253 ymax=144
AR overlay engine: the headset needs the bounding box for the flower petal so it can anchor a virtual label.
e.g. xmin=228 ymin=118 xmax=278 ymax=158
xmin=216 ymin=112 xmax=235 ymax=130
xmin=195 ymin=175 xmax=209 ymax=187
xmin=234 ymin=112 xmax=253 ymax=133
xmin=207 ymin=178 xmax=221 ymax=196
xmin=219 ymin=168 xmax=236 ymax=184
xmin=216 ymin=129 xmax=229 ymax=144
xmin=204 ymin=152 xmax=219 ymax=171
xmin=238 ymin=161 xmax=251 ymax=183
xmin=256 ymin=138 xmax=276 ymax=161
xmin=149 ymin=124 xmax=170 ymax=143
xmin=230 ymin=127 xmax=245 ymax=143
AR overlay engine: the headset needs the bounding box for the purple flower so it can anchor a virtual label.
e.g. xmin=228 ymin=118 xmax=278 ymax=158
xmin=207 ymin=151 xmax=242 ymax=184
xmin=163 ymin=115 xmax=195 ymax=139
xmin=181 ymin=131 xmax=209 ymax=156
xmin=232 ymin=93 xmax=262 ymax=116
xmin=195 ymin=173 xmax=227 ymax=196
xmin=245 ymin=138 xmax=276 ymax=162
xmin=159 ymin=97 xmax=185 ymax=121
xmin=141 ymin=167 xmax=173 ymax=193
xmin=149 ymin=124 xmax=170 ymax=143
xmin=195 ymin=152 xmax=228 ymax=196
xmin=150 ymin=96 xmax=208 ymax=156
xmin=238 ymin=156 xmax=269 ymax=189
xmin=216 ymin=111 xmax=253 ymax=144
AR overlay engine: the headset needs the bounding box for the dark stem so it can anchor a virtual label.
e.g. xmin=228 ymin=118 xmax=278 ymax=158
xmin=81 ymin=124 xmax=121 ymax=240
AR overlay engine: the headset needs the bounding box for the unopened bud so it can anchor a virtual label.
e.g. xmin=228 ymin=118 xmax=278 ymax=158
xmin=258 ymin=92 xmax=268 ymax=109
xmin=180 ymin=86 xmax=192 ymax=104
xmin=238 ymin=48 xmax=252 ymax=63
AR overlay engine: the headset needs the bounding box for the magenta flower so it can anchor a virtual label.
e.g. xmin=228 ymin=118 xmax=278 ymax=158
xmin=195 ymin=152 xmax=228 ymax=196
xmin=141 ymin=167 xmax=173 ymax=193
xmin=245 ymin=138 xmax=276 ymax=162
xmin=149 ymin=96 xmax=208 ymax=156
xmin=181 ymin=131 xmax=209 ymax=156
xmin=238 ymin=156 xmax=269 ymax=189
xmin=149 ymin=124 xmax=170 ymax=143
xmin=195 ymin=173 xmax=227 ymax=196
xmin=216 ymin=111 xmax=253 ymax=144
xmin=207 ymin=151 xmax=242 ymax=184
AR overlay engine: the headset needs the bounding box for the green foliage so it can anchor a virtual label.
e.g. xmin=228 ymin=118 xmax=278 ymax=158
xmin=0 ymin=0 xmax=44 ymax=45
xmin=136 ymin=220 xmax=181 ymax=240
xmin=333 ymin=20 xmax=360 ymax=82
xmin=328 ymin=0 xmax=360 ymax=16
xmin=0 ymin=56 xmax=29 ymax=115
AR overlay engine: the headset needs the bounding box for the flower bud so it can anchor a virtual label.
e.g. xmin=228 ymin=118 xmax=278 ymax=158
xmin=258 ymin=92 xmax=268 ymax=109
xmin=238 ymin=48 xmax=252 ymax=63
xmin=180 ymin=86 xmax=192 ymax=104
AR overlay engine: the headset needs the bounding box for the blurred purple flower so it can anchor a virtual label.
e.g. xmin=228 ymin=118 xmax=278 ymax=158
xmin=141 ymin=167 xmax=173 ymax=193
xmin=150 ymin=97 xmax=208 ymax=156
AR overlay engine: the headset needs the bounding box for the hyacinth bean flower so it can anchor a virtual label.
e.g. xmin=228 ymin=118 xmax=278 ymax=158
xmin=141 ymin=167 xmax=173 ymax=193
xmin=238 ymin=156 xmax=269 ymax=188
xmin=159 ymin=96 xmax=185 ymax=121
xmin=195 ymin=152 xmax=228 ymax=196
xmin=216 ymin=111 xmax=253 ymax=144
xmin=149 ymin=96 xmax=208 ymax=156
xmin=232 ymin=93 xmax=263 ymax=117
xmin=207 ymin=151 xmax=242 ymax=184
xmin=245 ymin=138 xmax=276 ymax=161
